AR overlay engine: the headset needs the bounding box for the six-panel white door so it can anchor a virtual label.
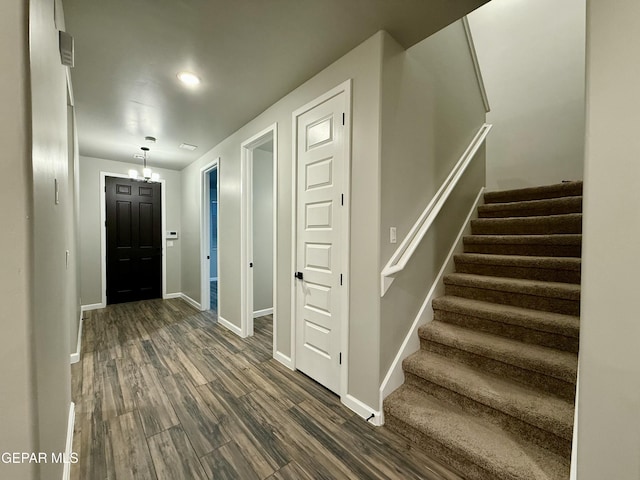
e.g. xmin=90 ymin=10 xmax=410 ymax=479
xmin=294 ymin=91 xmax=346 ymax=394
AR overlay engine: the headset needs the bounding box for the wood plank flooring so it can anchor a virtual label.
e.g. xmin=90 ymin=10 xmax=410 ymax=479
xmin=71 ymin=298 xmax=461 ymax=480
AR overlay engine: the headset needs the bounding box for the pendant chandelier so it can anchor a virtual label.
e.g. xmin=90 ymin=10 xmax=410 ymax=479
xmin=129 ymin=146 xmax=160 ymax=182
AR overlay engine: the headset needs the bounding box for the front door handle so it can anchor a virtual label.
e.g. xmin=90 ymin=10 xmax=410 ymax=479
xmin=295 ymin=272 xmax=303 ymax=280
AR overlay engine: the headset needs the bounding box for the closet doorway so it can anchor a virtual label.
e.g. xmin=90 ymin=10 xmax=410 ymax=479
xmin=241 ymin=124 xmax=277 ymax=339
xmin=200 ymin=159 xmax=220 ymax=312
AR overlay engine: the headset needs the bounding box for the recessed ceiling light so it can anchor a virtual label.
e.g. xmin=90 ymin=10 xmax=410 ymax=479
xmin=177 ymin=71 xmax=201 ymax=87
xmin=179 ymin=143 xmax=198 ymax=151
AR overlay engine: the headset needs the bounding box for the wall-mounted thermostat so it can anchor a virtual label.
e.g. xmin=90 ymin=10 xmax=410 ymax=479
xmin=166 ymin=231 xmax=179 ymax=239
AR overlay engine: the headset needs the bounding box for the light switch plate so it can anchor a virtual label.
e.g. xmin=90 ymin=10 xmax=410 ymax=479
xmin=390 ymin=227 xmax=397 ymax=244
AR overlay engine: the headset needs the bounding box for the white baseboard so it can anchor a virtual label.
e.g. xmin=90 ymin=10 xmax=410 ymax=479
xmin=570 ymin=364 xmax=580 ymax=480
xmin=70 ymin=313 xmax=83 ymax=365
xmin=81 ymin=303 xmax=104 ymax=312
xmin=179 ymin=293 xmax=201 ymax=310
xmin=218 ymin=316 xmax=243 ymax=336
xmin=378 ymin=187 xmax=485 ymax=424
xmin=342 ymin=394 xmax=382 ymax=426
xmin=163 ymin=292 xmax=182 ymax=300
xmin=62 ymin=402 xmax=75 ymax=480
xmin=274 ymin=351 xmax=294 ymax=370
xmin=253 ymin=307 xmax=273 ymax=318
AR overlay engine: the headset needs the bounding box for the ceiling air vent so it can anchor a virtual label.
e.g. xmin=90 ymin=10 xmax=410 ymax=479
xmin=59 ymin=31 xmax=74 ymax=67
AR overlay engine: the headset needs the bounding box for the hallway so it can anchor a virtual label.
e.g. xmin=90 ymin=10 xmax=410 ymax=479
xmin=71 ymin=299 xmax=459 ymax=479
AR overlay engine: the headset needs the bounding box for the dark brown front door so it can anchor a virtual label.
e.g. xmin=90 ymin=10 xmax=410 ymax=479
xmin=106 ymin=176 xmax=162 ymax=304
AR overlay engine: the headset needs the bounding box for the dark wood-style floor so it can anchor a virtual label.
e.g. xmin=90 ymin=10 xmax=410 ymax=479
xmin=70 ymin=298 xmax=461 ymax=480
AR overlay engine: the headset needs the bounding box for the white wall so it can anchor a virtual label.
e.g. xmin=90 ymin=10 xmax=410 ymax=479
xmin=28 ymin=0 xmax=76 ymax=478
xmin=79 ymin=156 xmax=182 ymax=306
xmin=253 ymin=147 xmax=274 ymax=313
xmin=1 ymin=2 xmax=80 ymax=477
xmin=577 ymin=0 xmax=640 ymax=478
xmin=67 ymin=105 xmax=82 ymax=354
xmin=379 ymin=23 xmax=486 ymax=377
xmin=468 ymin=0 xmax=585 ymax=191
xmin=180 ymin=25 xmax=489 ymax=409
xmin=0 ymin=1 xmax=36 ymax=479
xmin=181 ymin=32 xmax=383 ymax=407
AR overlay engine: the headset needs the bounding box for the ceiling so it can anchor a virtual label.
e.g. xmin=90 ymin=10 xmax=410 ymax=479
xmin=63 ymin=0 xmax=488 ymax=170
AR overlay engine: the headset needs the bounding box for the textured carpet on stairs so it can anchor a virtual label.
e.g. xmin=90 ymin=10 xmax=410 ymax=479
xmin=384 ymin=181 xmax=582 ymax=480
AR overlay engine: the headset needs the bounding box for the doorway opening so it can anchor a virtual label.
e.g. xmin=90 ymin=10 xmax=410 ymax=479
xmin=209 ymin=168 xmax=219 ymax=311
xmin=241 ymin=124 xmax=277 ymax=343
xmin=200 ymin=159 xmax=220 ymax=312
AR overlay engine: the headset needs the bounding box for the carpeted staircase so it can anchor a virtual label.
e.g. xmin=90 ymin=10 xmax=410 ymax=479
xmin=384 ymin=181 xmax=582 ymax=480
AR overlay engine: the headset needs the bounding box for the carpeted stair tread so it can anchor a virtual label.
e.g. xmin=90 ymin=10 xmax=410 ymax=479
xmin=463 ymin=234 xmax=582 ymax=257
xmin=471 ymin=213 xmax=582 ymax=235
xmin=464 ymin=234 xmax=582 ymax=246
xmin=419 ymin=321 xmax=577 ymax=384
xmin=444 ymin=273 xmax=580 ymax=315
xmin=478 ymin=196 xmax=582 ymax=218
xmin=453 ymin=254 xmax=580 ymax=284
xmin=454 ymin=253 xmax=581 ymax=284
xmin=433 ymin=297 xmax=579 ymax=353
xmin=432 ymin=295 xmax=580 ymax=338
xmin=384 ymin=385 xmax=570 ymax=480
xmin=484 ymin=181 xmax=582 ymax=204
xmin=403 ymin=349 xmax=574 ymax=440
xmin=432 ymin=296 xmax=579 ymax=339
xmin=444 ymin=273 xmax=580 ymax=302
xmin=454 ymin=254 xmax=581 ymax=272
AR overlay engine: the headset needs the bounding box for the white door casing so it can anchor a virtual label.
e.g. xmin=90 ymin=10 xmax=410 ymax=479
xmin=240 ymin=124 xmax=278 ymax=340
xmin=293 ymin=82 xmax=350 ymax=395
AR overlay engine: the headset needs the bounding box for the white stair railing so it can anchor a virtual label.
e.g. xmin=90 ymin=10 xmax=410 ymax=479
xmin=380 ymin=123 xmax=492 ymax=296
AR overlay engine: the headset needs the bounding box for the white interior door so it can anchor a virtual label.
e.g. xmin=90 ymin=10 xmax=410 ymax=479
xmin=295 ymin=90 xmax=347 ymax=394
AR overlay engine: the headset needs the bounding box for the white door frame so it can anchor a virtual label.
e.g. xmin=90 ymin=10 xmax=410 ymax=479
xmin=290 ymin=80 xmax=352 ymax=397
xmin=240 ymin=123 xmax=278 ymax=342
xmin=99 ymin=171 xmax=167 ymax=308
xmin=200 ymin=158 xmax=220 ymax=312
